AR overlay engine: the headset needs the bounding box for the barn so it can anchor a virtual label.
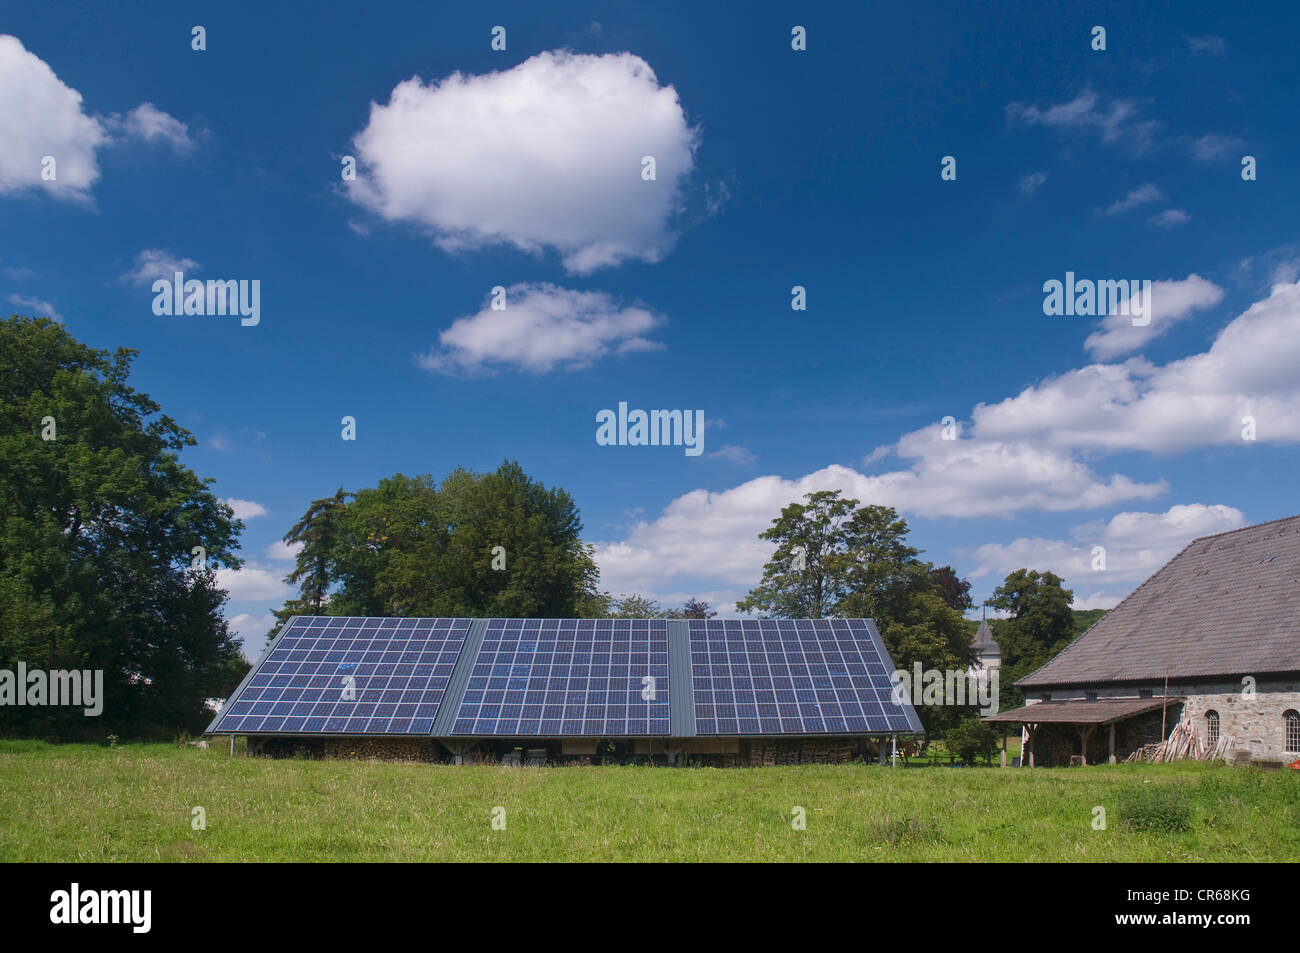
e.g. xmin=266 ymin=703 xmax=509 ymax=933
xmin=986 ymin=515 xmax=1300 ymax=766
xmin=207 ymin=616 xmax=923 ymax=766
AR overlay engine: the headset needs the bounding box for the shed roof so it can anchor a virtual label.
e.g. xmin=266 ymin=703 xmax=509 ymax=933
xmin=984 ymin=696 xmax=1184 ymax=725
xmin=1018 ymin=514 xmax=1300 ymax=687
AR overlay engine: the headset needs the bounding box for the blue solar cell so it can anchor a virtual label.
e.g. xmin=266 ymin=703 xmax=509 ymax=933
xmin=689 ymin=618 xmax=914 ymax=734
xmin=452 ymin=618 xmax=670 ymax=736
xmin=214 ymin=617 xmax=469 ymax=734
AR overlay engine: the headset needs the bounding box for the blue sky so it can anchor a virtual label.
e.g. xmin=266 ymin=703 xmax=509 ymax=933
xmin=4 ymin=2 xmax=1299 ymax=652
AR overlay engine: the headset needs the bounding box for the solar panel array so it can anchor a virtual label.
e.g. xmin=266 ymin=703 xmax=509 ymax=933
xmin=211 ymin=616 xmax=922 ymax=738
xmin=213 ymin=616 xmax=469 ymax=734
xmin=452 ymin=619 xmax=670 ymax=736
xmin=688 ymin=618 xmax=914 ymax=735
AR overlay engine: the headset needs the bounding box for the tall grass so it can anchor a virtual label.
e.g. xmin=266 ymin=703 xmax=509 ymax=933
xmin=0 ymin=741 xmax=1295 ymax=862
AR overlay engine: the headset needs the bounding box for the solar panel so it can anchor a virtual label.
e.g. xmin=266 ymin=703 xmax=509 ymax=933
xmin=213 ymin=616 xmax=469 ymax=734
xmin=688 ymin=618 xmax=915 ymax=735
xmin=451 ymin=618 xmax=670 ymax=736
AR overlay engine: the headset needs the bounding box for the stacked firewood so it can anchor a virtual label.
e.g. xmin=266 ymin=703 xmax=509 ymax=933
xmin=1125 ymin=717 xmax=1233 ymax=763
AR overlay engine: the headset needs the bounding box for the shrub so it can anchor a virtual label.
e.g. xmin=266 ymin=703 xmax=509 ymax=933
xmin=1117 ymin=784 xmax=1194 ymax=833
xmin=944 ymin=716 xmax=999 ymax=765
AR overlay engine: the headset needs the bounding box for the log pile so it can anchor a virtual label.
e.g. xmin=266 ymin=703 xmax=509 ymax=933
xmin=1124 ymin=717 xmax=1233 ymax=763
xmin=322 ymin=737 xmax=437 ymax=762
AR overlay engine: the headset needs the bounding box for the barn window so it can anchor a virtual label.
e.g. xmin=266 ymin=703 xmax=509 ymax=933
xmin=1205 ymin=710 xmax=1220 ymax=746
xmin=1286 ymin=710 xmax=1300 ymax=753
xmin=1139 ymin=689 xmax=1153 ymax=699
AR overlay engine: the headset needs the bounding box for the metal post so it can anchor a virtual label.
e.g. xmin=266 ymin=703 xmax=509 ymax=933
xmin=230 ymin=735 xmax=234 ymax=757
xmin=890 ymin=734 xmax=897 ymax=767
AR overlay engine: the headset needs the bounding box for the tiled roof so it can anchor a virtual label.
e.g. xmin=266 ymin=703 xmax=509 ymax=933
xmin=984 ymin=696 xmax=1184 ymax=724
xmin=1018 ymin=514 xmax=1300 ymax=687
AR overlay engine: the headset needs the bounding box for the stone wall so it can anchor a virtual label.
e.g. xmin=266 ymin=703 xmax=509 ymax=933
xmin=1025 ymin=677 xmax=1300 ymax=763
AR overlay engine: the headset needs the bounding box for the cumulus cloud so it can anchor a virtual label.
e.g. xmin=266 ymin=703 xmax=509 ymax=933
xmin=0 ymin=34 xmax=107 ymax=198
xmin=1083 ymin=273 xmax=1223 ymax=360
xmin=418 ymin=283 xmax=664 ymax=374
xmin=0 ymin=35 xmax=191 ymax=200
xmin=226 ymin=611 xmax=276 ymax=647
xmin=1184 ymin=35 xmax=1225 ymax=55
xmin=6 ymin=293 xmax=61 ymax=321
xmin=1017 ymin=171 xmax=1047 ymax=197
xmin=1191 ymin=133 xmax=1242 ymax=162
xmin=965 ymin=503 xmax=1245 ymax=584
xmin=346 ymin=50 xmax=698 ymax=273
xmin=1147 ymin=208 xmax=1191 ymax=229
xmin=105 ymin=103 xmax=193 ymax=152
xmin=215 ymin=564 xmax=291 ymax=602
xmin=1006 ymin=88 xmax=1160 ymax=153
xmin=120 ymin=248 xmax=199 ymax=287
xmin=265 ymin=540 xmax=304 ymax=562
xmin=592 ymin=450 xmax=1166 ymax=597
xmin=708 ymin=445 xmax=756 ymax=465
xmin=976 ymin=278 xmax=1300 ymax=452
xmin=1100 ymin=183 xmax=1164 ymax=215
xmin=223 ymin=498 xmax=269 ymax=520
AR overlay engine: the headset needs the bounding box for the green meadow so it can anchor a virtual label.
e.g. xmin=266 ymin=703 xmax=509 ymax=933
xmin=1 ymin=740 xmax=1295 ymax=862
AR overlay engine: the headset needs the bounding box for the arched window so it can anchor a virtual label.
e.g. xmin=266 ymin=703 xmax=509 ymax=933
xmin=1205 ymin=710 xmax=1220 ymax=746
xmin=1286 ymin=710 xmax=1300 ymax=754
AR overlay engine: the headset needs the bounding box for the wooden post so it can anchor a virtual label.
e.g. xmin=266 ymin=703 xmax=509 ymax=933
xmin=1027 ymin=726 xmax=1035 ymax=768
xmin=1108 ymin=722 xmax=1116 ymax=764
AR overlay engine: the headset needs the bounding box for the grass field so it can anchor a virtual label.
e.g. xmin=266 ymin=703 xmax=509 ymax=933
xmin=1 ymin=740 xmax=1296 ymax=862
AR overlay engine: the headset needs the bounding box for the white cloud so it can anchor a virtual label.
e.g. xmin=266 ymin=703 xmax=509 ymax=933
xmin=1185 ymin=35 xmax=1226 ymax=55
xmin=0 ymin=35 xmax=191 ymax=200
xmin=223 ymin=498 xmax=269 ymax=520
xmin=1191 ymin=133 xmax=1242 ymax=162
xmin=120 ymin=248 xmax=199 ymax=287
xmin=1017 ymin=171 xmax=1047 ymax=197
xmin=226 ymin=611 xmax=276 ymax=646
xmin=6 ymin=293 xmax=60 ymax=321
xmin=965 ymin=503 xmax=1245 ymax=584
xmin=1006 ymin=88 xmax=1160 ymax=153
xmin=592 ymin=451 xmax=1166 ymax=597
xmin=346 ymin=50 xmax=698 ymax=274
xmin=418 ymin=283 xmax=663 ymax=374
xmin=1083 ymin=273 xmax=1223 ymax=360
xmin=1100 ymin=183 xmax=1164 ymax=215
xmin=0 ymin=34 xmax=106 ymax=198
xmin=976 ymin=278 xmax=1300 ymax=452
xmin=215 ymin=563 xmax=291 ymax=602
xmin=106 ymin=103 xmax=193 ymax=152
xmin=1147 ymin=208 xmax=1191 ymax=229
xmin=265 ymin=540 xmax=303 ymax=562
xmin=708 ymin=445 xmax=756 ymax=465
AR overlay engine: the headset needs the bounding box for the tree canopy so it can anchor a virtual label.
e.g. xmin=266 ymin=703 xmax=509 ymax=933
xmin=985 ymin=568 xmax=1076 ymax=711
xmin=737 ymin=490 xmax=975 ymax=736
xmin=0 ymin=316 xmax=248 ymax=739
xmin=269 ymin=461 xmax=599 ymax=633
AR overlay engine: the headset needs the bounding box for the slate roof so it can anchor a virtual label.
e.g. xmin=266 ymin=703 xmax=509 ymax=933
xmin=1018 ymin=514 xmax=1300 ymax=687
xmin=973 ymin=619 xmax=1000 ymax=656
xmin=984 ymin=696 xmax=1184 ymax=724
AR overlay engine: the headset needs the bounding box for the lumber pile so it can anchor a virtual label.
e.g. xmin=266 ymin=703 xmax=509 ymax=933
xmin=1125 ymin=717 xmax=1233 ymax=763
